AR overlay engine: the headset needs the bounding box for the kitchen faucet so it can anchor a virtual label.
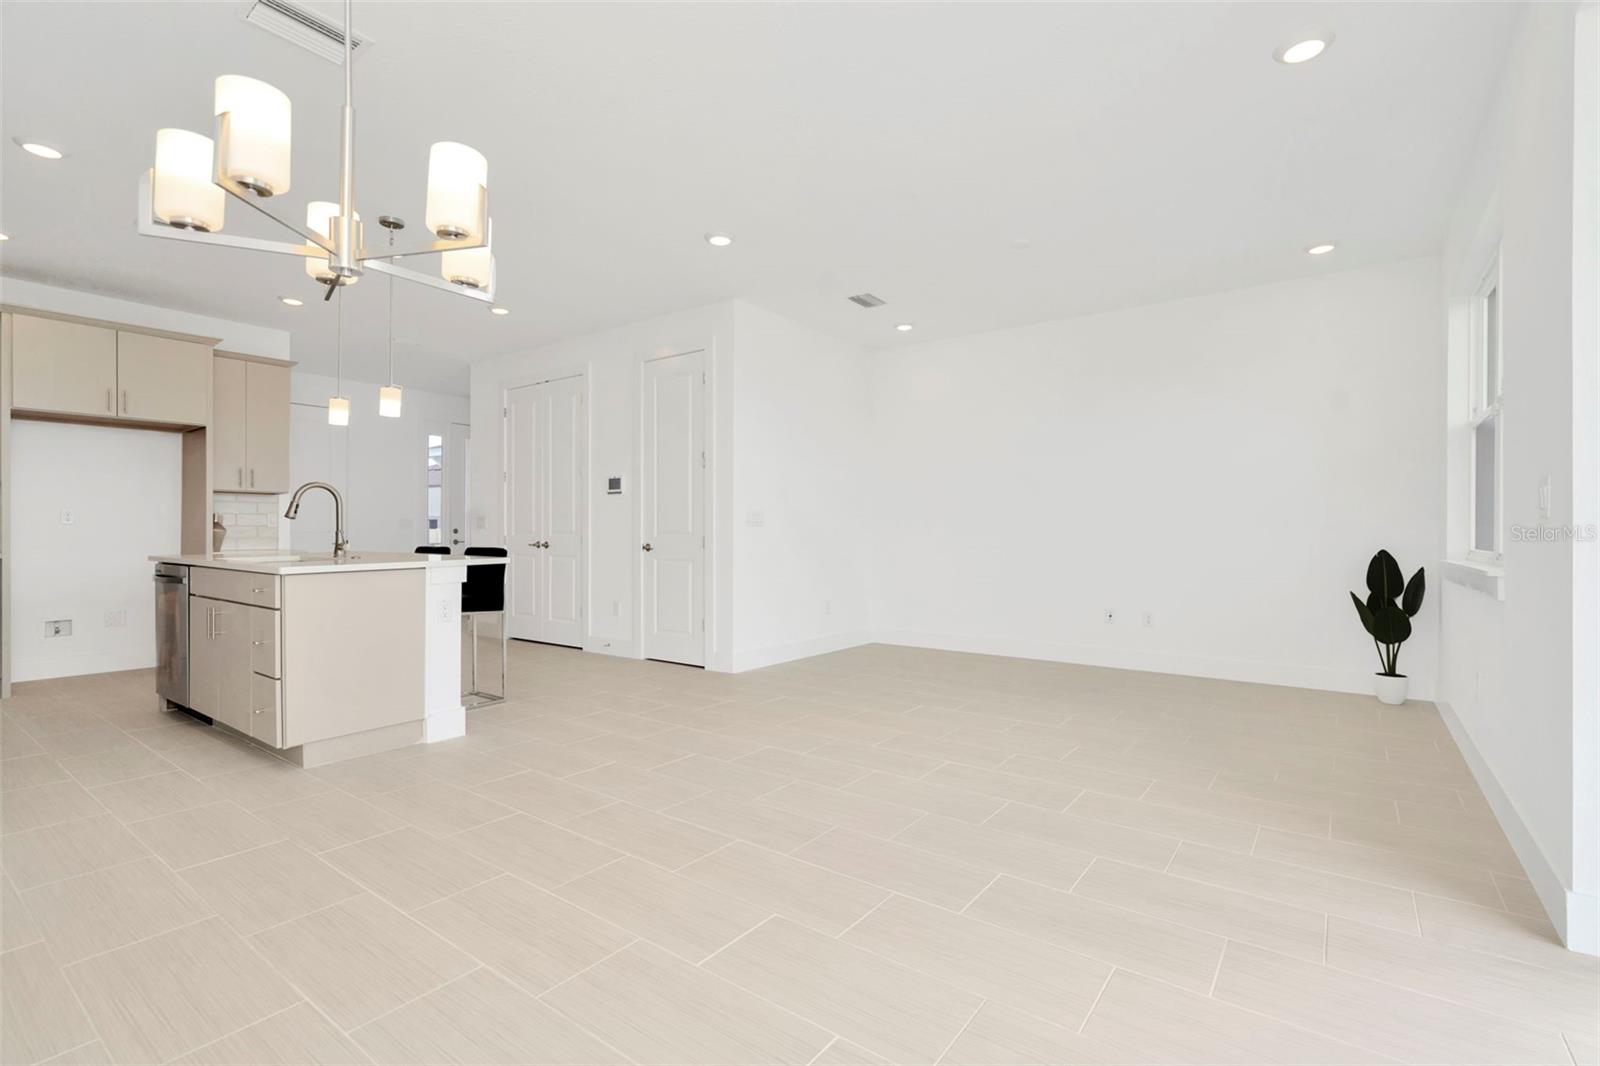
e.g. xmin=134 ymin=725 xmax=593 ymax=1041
xmin=284 ymin=482 xmax=348 ymax=557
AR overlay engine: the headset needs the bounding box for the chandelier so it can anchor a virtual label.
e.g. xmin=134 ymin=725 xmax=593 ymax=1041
xmin=137 ymin=0 xmax=496 ymax=309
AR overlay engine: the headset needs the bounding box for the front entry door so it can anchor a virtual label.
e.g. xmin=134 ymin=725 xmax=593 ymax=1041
xmin=506 ymin=377 xmax=586 ymax=646
xmin=641 ymin=350 xmax=706 ymax=666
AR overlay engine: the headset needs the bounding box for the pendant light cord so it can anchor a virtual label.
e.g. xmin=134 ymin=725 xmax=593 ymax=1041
xmin=336 ymin=285 xmax=344 ymax=395
xmin=387 ymin=228 xmax=396 ymax=387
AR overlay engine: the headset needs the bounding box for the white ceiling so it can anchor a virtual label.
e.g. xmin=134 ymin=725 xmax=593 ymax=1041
xmin=1 ymin=1 xmax=1519 ymax=394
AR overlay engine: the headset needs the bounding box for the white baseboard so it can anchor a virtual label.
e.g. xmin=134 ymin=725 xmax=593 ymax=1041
xmin=423 ymin=704 xmax=466 ymax=743
xmin=868 ymin=629 xmax=1436 ymax=700
xmin=731 ymin=630 xmax=873 ymax=673
xmin=1436 ymin=699 xmax=1598 ymax=956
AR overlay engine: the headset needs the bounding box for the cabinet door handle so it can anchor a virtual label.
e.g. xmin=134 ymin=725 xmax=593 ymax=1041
xmin=249 ymin=468 xmax=255 ymax=488
xmin=206 ymin=605 xmax=216 ymax=640
xmin=106 ymin=388 xmax=113 ymax=412
xmin=121 ymin=389 xmax=128 ymax=413
xmin=237 ymin=467 xmax=243 ymax=487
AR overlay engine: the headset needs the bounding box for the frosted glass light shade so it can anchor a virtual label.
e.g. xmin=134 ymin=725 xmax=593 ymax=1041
xmin=214 ymin=75 xmax=291 ymax=196
xmin=425 ymin=142 xmax=487 ymax=240
xmin=305 ymin=201 xmax=358 ymax=285
xmin=152 ymin=129 xmax=224 ymax=232
xmin=441 ymin=244 xmax=493 ymax=290
xmin=378 ymin=385 xmax=403 ymax=418
xmin=327 ymin=395 xmax=350 ymax=426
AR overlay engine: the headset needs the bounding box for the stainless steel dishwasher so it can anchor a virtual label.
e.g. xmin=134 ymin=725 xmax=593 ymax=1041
xmin=153 ymin=563 xmax=190 ymax=708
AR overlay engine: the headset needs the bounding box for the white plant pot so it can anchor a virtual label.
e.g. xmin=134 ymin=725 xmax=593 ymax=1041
xmin=1375 ymin=673 xmax=1408 ymax=706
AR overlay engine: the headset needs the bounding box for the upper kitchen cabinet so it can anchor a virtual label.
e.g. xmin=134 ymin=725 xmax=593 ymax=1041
xmin=116 ymin=331 xmax=211 ymax=426
xmin=8 ymin=312 xmax=214 ymax=427
xmin=10 ymin=314 xmax=118 ymax=417
xmin=213 ymin=354 xmax=291 ymax=493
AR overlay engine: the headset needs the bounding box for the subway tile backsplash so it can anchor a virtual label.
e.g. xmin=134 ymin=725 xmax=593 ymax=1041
xmin=212 ymin=492 xmax=285 ymax=552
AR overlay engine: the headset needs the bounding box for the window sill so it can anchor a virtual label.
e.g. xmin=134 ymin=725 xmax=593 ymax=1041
xmin=1442 ymin=558 xmax=1506 ymax=601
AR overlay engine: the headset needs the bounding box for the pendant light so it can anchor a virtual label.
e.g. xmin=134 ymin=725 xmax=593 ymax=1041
xmin=305 ymin=201 xmax=359 ymax=286
xmin=328 ymin=286 xmax=350 ymax=426
xmin=377 ymin=216 xmax=403 ymax=417
xmin=425 ymin=142 xmax=487 ymax=240
xmin=152 ymin=129 xmax=224 ymax=232
xmin=213 ymin=75 xmax=292 ymax=197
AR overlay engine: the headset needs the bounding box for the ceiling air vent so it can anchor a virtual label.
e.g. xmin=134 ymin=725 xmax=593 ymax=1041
xmin=243 ymin=0 xmax=373 ymax=64
xmin=847 ymin=293 xmax=886 ymax=309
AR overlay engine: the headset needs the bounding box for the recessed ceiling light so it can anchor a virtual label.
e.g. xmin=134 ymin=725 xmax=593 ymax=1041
xmin=0 ymin=232 xmax=9 ymax=242
xmin=14 ymin=139 xmax=64 ymax=160
xmin=1275 ymin=35 xmax=1331 ymax=65
xmin=705 ymin=233 xmax=733 ymax=247
xmin=895 ymin=323 xmax=915 ymax=332
xmin=490 ymin=306 xmax=510 ymax=315
xmin=1306 ymin=243 xmax=1336 ymax=256
xmin=279 ymin=296 xmax=304 ymax=306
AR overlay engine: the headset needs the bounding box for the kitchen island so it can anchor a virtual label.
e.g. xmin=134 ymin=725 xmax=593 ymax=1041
xmin=150 ymin=551 xmax=494 ymax=766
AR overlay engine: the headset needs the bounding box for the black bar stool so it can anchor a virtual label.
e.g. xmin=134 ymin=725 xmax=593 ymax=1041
xmin=414 ymin=545 xmax=451 ymax=555
xmin=461 ymin=547 xmax=508 ymax=706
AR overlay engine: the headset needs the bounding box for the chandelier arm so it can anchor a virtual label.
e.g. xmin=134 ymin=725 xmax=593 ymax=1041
xmin=364 ymin=256 xmax=494 ymax=303
xmin=138 ymin=171 xmax=326 ymax=258
xmin=357 ymin=234 xmax=488 ymax=261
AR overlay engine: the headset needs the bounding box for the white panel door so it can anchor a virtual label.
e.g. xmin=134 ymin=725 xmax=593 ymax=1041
xmin=505 ymin=377 xmax=586 ymax=647
xmin=641 ymin=351 xmax=705 ymax=667
xmin=506 ymin=384 xmax=542 ymax=641
xmin=541 ymin=377 xmax=586 ymax=648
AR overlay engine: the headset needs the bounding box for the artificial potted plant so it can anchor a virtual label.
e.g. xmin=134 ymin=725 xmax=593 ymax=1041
xmin=1349 ymin=549 xmax=1425 ymax=706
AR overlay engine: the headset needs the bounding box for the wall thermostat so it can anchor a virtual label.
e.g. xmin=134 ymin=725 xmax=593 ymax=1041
xmin=606 ymin=476 xmax=624 ymax=495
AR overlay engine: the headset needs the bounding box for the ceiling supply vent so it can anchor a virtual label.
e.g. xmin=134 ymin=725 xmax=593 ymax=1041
xmin=242 ymin=0 xmax=373 ymax=64
xmin=847 ymin=293 xmax=886 ymax=309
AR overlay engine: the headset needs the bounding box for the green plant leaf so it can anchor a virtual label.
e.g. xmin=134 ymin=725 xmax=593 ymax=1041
xmin=1403 ymin=567 xmax=1426 ymax=617
xmin=1369 ymin=605 xmax=1412 ymax=645
xmin=1366 ymin=550 xmax=1403 ymax=603
xmin=1350 ymin=591 xmax=1376 ymax=636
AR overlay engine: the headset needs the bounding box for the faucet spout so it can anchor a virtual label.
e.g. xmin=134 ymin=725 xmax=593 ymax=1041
xmin=284 ymin=481 xmax=349 ymax=557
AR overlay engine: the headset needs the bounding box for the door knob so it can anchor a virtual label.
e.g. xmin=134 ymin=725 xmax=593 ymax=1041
xmin=541 ymin=540 xmax=550 ymax=548
xmin=642 ymin=543 xmax=653 ymax=552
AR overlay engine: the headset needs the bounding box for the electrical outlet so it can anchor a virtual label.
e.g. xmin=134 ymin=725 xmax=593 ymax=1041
xmin=59 ymin=510 xmax=75 ymax=525
xmin=44 ymin=619 xmax=73 ymax=638
xmin=104 ymin=609 xmax=127 ymax=628
xmin=745 ymin=509 xmax=765 ymax=527
xmin=1141 ymin=611 xmax=1153 ymax=628
xmin=1103 ymin=609 xmax=1116 ymax=625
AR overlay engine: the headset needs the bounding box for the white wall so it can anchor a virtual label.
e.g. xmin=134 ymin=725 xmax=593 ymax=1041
xmin=10 ymin=421 xmax=181 ymax=681
xmin=470 ymin=303 xmax=737 ymax=667
xmin=1436 ymin=1 xmax=1597 ymax=953
xmin=867 ymin=258 xmax=1445 ymax=698
xmin=731 ymin=302 xmax=872 ymax=670
xmin=287 ymin=371 xmax=469 ymax=555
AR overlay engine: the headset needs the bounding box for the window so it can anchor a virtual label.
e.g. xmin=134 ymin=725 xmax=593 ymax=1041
xmin=426 ymin=434 xmax=444 ymax=545
xmin=1468 ymin=260 xmax=1502 ymax=558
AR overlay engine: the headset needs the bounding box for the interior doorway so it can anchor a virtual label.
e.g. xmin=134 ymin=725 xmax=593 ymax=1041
xmin=505 ymin=375 xmax=586 ymax=647
xmin=640 ymin=350 xmax=707 ymax=667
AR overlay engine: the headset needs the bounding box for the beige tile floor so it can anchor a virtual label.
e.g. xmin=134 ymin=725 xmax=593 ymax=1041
xmin=2 ymin=642 xmax=1596 ymax=1065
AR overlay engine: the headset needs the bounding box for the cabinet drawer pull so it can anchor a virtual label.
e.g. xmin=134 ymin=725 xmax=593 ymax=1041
xmin=252 ymin=587 xmax=268 ymax=595
xmin=253 ymin=707 xmax=264 ymax=715
xmin=251 ymin=640 xmax=267 ymax=647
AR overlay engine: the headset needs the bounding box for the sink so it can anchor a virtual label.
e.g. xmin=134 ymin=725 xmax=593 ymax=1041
xmin=216 ymin=553 xmax=302 ymax=562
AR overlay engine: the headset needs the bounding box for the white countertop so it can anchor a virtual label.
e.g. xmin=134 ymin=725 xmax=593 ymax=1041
xmin=149 ymin=551 xmax=502 ymax=576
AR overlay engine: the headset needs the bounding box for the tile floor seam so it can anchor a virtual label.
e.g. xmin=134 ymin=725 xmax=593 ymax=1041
xmin=55 ymin=913 xmax=216 ymax=972
xmin=958 ymin=872 xmax=1004 ymax=915
xmin=342 ymin=965 xmax=488 ymax=1040
xmin=8 ymin=850 xmax=158 ymax=893
xmin=1075 ymin=967 xmax=1117 ymax=1034
xmin=153 ymin=995 xmax=311 ymax=1065
xmin=530 ymin=939 xmax=641 ymax=1003
xmin=930 ymin=995 xmax=987 ymax=1066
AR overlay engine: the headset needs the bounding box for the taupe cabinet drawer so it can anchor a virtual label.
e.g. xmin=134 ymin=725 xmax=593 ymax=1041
xmin=250 ymin=674 xmax=282 ymax=748
xmin=250 ymin=607 xmax=281 ymax=679
xmin=192 ymin=567 xmax=281 ymax=608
